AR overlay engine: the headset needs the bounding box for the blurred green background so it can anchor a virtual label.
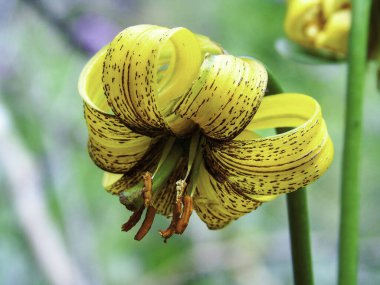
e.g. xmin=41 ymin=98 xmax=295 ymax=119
xmin=0 ymin=0 xmax=379 ymax=284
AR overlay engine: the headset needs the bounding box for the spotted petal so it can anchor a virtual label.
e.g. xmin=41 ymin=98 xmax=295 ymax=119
xmin=101 ymin=139 xmax=166 ymax=195
xmin=193 ymin=162 xmax=262 ymax=230
xmin=78 ymin=46 xmax=161 ymax=174
xmin=196 ymin=34 xmax=225 ymax=56
xmin=102 ymin=25 xmax=204 ymax=137
xmin=204 ymin=93 xmax=334 ymax=196
xmin=175 ymin=55 xmax=267 ymax=141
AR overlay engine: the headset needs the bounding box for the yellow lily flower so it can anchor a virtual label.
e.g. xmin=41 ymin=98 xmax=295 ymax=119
xmin=78 ymin=25 xmax=333 ymax=241
xmin=285 ymin=0 xmax=351 ymax=58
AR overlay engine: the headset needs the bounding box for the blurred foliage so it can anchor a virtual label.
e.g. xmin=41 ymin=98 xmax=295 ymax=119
xmin=0 ymin=0 xmax=379 ymax=285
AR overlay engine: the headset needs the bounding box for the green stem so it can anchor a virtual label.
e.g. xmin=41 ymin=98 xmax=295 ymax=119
xmin=267 ymin=71 xmax=314 ymax=285
xmin=278 ymin=129 xmax=314 ymax=285
xmin=338 ymin=1 xmax=371 ymax=284
xmin=285 ymin=188 xmax=314 ymax=285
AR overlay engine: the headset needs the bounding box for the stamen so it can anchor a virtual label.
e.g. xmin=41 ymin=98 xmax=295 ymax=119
xmin=159 ymin=200 xmax=182 ymax=243
xmin=118 ymin=141 xmax=185 ymax=241
xmin=134 ymin=205 xmax=157 ymax=241
xmin=121 ymin=206 xmax=145 ymax=232
xmin=159 ymin=179 xmax=191 ymax=242
xmin=142 ymin=171 xmax=153 ymax=207
xmin=175 ymin=195 xmax=193 ymax=234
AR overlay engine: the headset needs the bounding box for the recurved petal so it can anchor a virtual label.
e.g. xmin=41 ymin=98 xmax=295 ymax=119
xmin=78 ymin=45 xmax=110 ymax=112
xmin=196 ymin=34 xmax=225 ymax=56
xmin=79 ymin=45 xmax=160 ymax=173
xmin=102 ymin=25 xmax=203 ymax=136
xmin=175 ymin=55 xmax=267 ymax=141
xmin=204 ymin=93 xmax=334 ymax=196
xmin=85 ymin=104 xmax=162 ymax=173
xmin=101 ymin=138 xmax=168 ymax=195
xmin=193 ymin=162 xmax=262 ymax=230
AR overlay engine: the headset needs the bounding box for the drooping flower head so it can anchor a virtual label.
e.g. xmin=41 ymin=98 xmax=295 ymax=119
xmin=285 ymin=0 xmax=351 ymax=58
xmin=78 ymin=25 xmax=334 ymax=241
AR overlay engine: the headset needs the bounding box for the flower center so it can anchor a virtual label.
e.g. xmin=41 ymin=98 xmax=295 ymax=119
xmin=119 ymin=131 xmax=203 ymax=242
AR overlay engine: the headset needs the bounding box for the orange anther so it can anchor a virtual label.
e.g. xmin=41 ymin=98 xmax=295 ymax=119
xmin=121 ymin=206 xmax=144 ymax=232
xmin=134 ymin=205 xmax=157 ymax=241
xmin=176 ymin=195 xmax=193 ymax=234
xmin=159 ymin=200 xmax=182 ymax=242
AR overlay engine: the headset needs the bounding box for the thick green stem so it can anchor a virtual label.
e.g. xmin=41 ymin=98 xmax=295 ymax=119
xmin=277 ymin=127 xmax=314 ymax=285
xmin=267 ymin=72 xmax=314 ymax=285
xmin=338 ymin=1 xmax=371 ymax=284
xmin=286 ymin=188 xmax=314 ymax=285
